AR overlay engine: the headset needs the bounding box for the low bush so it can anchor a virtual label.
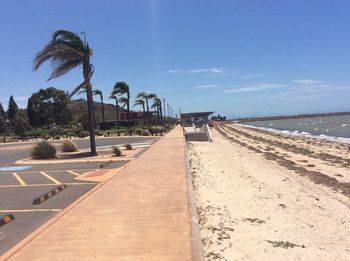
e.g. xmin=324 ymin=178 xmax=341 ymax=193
xmin=30 ymin=141 xmax=56 ymax=159
xmin=141 ymin=129 xmax=151 ymax=136
xmin=61 ymin=140 xmax=78 ymax=152
xmin=94 ymin=130 xmax=103 ymax=136
xmin=112 ymin=146 xmax=122 ymax=156
xmin=78 ymin=131 xmax=89 ymax=138
xmin=124 ymin=143 xmax=132 ymax=150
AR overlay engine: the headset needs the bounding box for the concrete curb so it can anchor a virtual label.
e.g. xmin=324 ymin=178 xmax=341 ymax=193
xmin=32 ymin=185 xmax=67 ymax=205
xmin=0 ymin=214 xmax=15 ymax=228
xmin=0 ymin=153 xmax=138 ymax=260
xmin=183 ymin=138 xmax=205 ymax=261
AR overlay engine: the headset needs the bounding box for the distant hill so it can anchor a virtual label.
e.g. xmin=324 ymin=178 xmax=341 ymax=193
xmin=68 ymin=98 xmax=127 ymax=123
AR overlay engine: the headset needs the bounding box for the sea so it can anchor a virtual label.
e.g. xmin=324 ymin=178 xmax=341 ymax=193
xmin=242 ymin=115 xmax=350 ymax=143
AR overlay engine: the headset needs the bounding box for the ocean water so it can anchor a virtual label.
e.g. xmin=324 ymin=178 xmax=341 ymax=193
xmin=242 ymin=115 xmax=350 ymax=142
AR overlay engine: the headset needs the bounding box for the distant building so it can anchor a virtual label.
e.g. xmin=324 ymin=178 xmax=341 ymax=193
xmin=180 ymin=111 xmax=214 ymax=127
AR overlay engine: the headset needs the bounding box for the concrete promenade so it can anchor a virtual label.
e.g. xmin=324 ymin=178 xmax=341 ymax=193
xmin=4 ymin=126 xmax=193 ymax=260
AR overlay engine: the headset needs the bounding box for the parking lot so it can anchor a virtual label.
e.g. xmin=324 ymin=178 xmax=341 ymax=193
xmin=0 ymin=137 xmax=157 ymax=255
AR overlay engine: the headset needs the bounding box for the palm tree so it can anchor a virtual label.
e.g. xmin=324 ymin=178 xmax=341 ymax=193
xmin=136 ymin=92 xmax=157 ymax=124
xmin=33 ymin=30 xmax=97 ymax=155
xmin=134 ymin=99 xmax=145 ymax=125
xmin=93 ymin=89 xmax=105 ymax=127
xmin=109 ymin=95 xmax=120 ymax=132
xmin=151 ymin=97 xmax=162 ymax=125
xmin=112 ymin=82 xmax=130 ymax=130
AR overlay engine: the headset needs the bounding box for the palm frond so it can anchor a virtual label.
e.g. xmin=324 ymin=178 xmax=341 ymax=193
xmin=148 ymin=93 xmax=157 ymax=99
xmin=112 ymin=81 xmax=129 ymax=96
xmin=69 ymin=81 xmax=86 ymax=99
xmin=133 ymin=99 xmax=145 ymax=107
xmin=48 ymin=59 xmax=82 ymax=80
xmin=93 ymin=89 xmax=102 ymax=95
xmin=136 ymin=92 xmax=147 ymax=99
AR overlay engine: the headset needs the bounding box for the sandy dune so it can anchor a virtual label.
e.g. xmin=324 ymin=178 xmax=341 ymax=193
xmin=188 ymin=124 xmax=350 ymax=260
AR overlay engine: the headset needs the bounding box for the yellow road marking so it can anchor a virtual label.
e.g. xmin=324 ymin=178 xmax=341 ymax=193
xmin=0 ymin=182 xmax=95 ymax=188
xmin=12 ymin=173 xmax=26 ymax=186
xmin=67 ymin=170 xmax=80 ymax=176
xmin=40 ymin=171 xmax=61 ymax=184
xmin=0 ymin=209 xmax=62 ymax=213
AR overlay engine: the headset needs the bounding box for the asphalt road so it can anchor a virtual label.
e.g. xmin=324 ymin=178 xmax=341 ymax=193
xmin=0 ymin=136 xmax=158 ymax=255
xmin=0 ymin=136 xmax=158 ymax=165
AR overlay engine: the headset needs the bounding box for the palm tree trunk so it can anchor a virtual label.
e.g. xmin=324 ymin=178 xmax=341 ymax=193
xmin=127 ymin=96 xmax=130 ymax=131
xmin=159 ymin=103 xmax=163 ymax=125
xmin=142 ymin=104 xmax=145 ymax=126
xmin=146 ymin=98 xmax=150 ymax=124
xmin=86 ymin=83 xmax=97 ymax=156
xmin=115 ymin=100 xmax=120 ymax=131
xmin=100 ymin=94 xmax=105 ymax=126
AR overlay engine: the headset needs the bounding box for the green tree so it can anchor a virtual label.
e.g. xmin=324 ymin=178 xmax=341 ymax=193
xmin=7 ymin=95 xmax=19 ymax=120
xmin=0 ymin=102 xmax=5 ymax=118
xmin=27 ymin=87 xmax=72 ymax=129
xmin=93 ymin=89 xmax=105 ymax=125
xmin=13 ymin=114 xmax=28 ymax=137
xmin=78 ymin=112 xmax=89 ymax=130
xmin=33 ymin=30 xmax=97 ymax=155
xmin=112 ymin=82 xmax=130 ymax=130
xmin=0 ymin=116 xmax=6 ymax=134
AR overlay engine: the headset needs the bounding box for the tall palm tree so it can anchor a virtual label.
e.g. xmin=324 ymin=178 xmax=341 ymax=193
xmin=109 ymin=95 xmax=120 ymax=131
xmin=151 ymin=97 xmax=163 ymax=125
xmin=136 ymin=92 xmax=157 ymax=124
xmin=93 ymin=89 xmax=105 ymax=126
xmin=112 ymin=82 xmax=130 ymax=130
xmin=33 ymin=30 xmax=97 ymax=155
xmin=134 ymin=99 xmax=145 ymax=124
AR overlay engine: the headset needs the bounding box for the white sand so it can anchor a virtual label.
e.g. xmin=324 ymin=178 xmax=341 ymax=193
xmin=188 ymin=124 xmax=350 ymax=260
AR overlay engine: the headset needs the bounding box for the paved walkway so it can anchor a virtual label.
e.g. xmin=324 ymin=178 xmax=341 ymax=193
xmin=5 ymin=126 xmax=192 ymax=260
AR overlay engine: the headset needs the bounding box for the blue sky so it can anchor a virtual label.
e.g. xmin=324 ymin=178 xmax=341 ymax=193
xmin=0 ymin=0 xmax=350 ymax=118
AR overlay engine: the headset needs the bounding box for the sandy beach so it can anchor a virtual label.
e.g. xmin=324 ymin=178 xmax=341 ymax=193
xmin=188 ymin=123 xmax=350 ymax=260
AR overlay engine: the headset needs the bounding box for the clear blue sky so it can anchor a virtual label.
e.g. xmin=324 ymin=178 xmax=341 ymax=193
xmin=1 ymin=0 xmax=350 ymax=118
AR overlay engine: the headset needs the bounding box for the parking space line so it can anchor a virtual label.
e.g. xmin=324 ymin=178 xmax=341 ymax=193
xmin=67 ymin=170 xmax=80 ymax=176
xmin=0 ymin=182 xmax=96 ymax=188
xmin=0 ymin=209 xmax=62 ymax=213
xmin=40 ymin=171 xmax=61 ymax=184
xmin=12 ymin=172 xmax=27 ymax=186
xmin=0 ymin=169 xmax=103 ymax=175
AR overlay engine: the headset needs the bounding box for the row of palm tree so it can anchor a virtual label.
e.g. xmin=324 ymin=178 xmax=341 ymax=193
xmin=33 ymin=29 xmax=172 ymax=156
